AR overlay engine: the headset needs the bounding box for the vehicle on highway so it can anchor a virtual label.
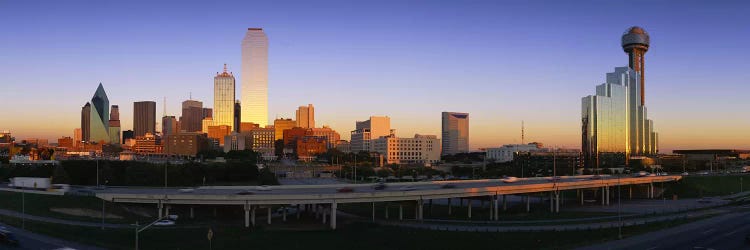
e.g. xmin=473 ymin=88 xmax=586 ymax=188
xmin=547 ymin=176 xmax=561 ymax=182
xmin=256 ymin=185 xmax=272 ymax=191
xmin=399 ymin=185 xmax=416 ymax=191
xmin=178 ymin=188 xmax=195 ymax=193
xmin=0 ymin=228 xmax=19 ymax=246
xmin=337 ymin=187 xmax=354 ymax=193
xmin=501 ymin=177 xmax=518 ymax=183
xmin=681 ymin=172 xmax=689 ymax=176
xmin=167 ymin=215 xmax=179 ymax=220
xmin=9 ymin=177 xmax=51 ymax=190
xmin=635 ymin=171 xmax=649 ymax=177
xmin=372 ymin=183 xmax=387 ymax=190
xmin=441 ymin=184 xmax=456 ymax=189
xmin=72 ymin=189 xmax=95 ymax=196
xmin=52 ymin=184 xmax=71 ymax=193
xmin=588 ymin=175 xmax=602 ymax=180
xmin=698 ymin=171 xmax=709 ymax=175
xmin=647 ymin=173 xmax=657 ymax=177
xmin=236 ymin=190 xmax=255 ymax=195
xmin=153 ymin=220 xmax=175 ymax=226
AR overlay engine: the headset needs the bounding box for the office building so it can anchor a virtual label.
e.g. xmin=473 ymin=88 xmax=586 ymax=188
xmin=180 ymin=100 xmax=203 ymax=132
xmin=80 ymin=83 xmax=111 ymax=143
xmin=201 ymin=117 xmax=213 ymax=133
xmin=295 ymin=104 xmax=315 ymax=128
xmin=486 ymin=143 xmax=545 ymax=163
xmin=336 ymin=140 xmax=351 ymax=153
xmin=582 ymin=27 xmax=659 ymax=169
xmin=208 ymin=125 xmax=232 ymax=146
xmin=223 ymin=132 xmax=247 ymax=152
xmin=203 ymin=108 xmax=213 ymax=119
xmin=296 ymin=136 xmax=327 ymax=158
xmin=308 ymin=126 xmax=341 ymax=149
xmin=108 ymin=105 xmax=121 ymax=144
xmin=241 ymin=28 xmax=269 ymax=127
xmin=240 ymin=122 xmax=259 ymax=132
xmin=246 ymin=127 xmax=275 ymax=154
xmin=57 ymin=137 xmax=74 ymax=149
xmin=73 ymin=128 xmax=82 ymax=149
xmin=81 ymin=103 xmax=91 ymax=142
xmin=273 ymin=118 xmax=296 ymax=140
xmin=213 ymin=64 xmax=236 ymax=131
xmin=122 ymin=130 xmax=134 ymax=143
xmin=441 ymin=112 xmax=469 ymax=156
xmin=283 ymin=127 xmax=308 ymax=149
xmin=165 ymin=132 xmax=210 ymax=156
xmin=162 ymin=116 xmax=179 ymax=137
xmin=350 ymin=116 xmax=391 ymax=152
xmin=373 ymin=134 xmax=441 ymax=165
xmin=133 ymin=101 xmax=156 ymax=137
xmin=133 ymin=133 xmax=160 ymax=154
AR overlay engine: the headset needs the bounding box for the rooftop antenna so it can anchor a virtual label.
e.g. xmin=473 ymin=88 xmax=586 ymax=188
xmin=163 ymin=96 xmax=167 ymax=117
xmin=189 ymin=92 xmax=192 ymax=100
xmin=223 ymin=63 xmax=228 ymax=73
xmin=521 ymin=120 xmax=525 ymax=144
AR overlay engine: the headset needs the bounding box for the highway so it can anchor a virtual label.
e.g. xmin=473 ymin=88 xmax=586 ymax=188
xmin=0 ymin=223 xmax=104 ymax=250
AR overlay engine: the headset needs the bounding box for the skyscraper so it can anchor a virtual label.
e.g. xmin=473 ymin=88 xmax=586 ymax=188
xmin=441 ymin=112 xmax=469 ymax=156
xmin=180 ymin=100 xmax=203 ymax=132
xmin=73 ymin=128 xmax=82 ymax=148
xmin=296 ymin=104 xmax=315 ymax=129
xmin=241 ymin=28 xmax=269 ymax=127
xmin=234 ymin=101 xmax=241 ymax=132
xmin=133 ymin=101 xmax=156 ymax=137
xmin=581 ymin=27 xmax=658 ymax=169
xmin=162 ymin=116 xmax=179 ymax=137
xmin=214 ymin=64 xmax=236 ymax=131
xmin=350 ymin=116 xmax=391 ymax=152
xmin=108 ymin=105 xmax=121 ymax=144
xmin=273 ymin=118 xmax=296 ymax=140
xmin=81 ymin=83 xmax=111 ymax=143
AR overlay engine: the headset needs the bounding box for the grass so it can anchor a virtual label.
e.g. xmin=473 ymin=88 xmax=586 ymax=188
xmin=0 ymin=212 xmax=710 ymax=250
xmin=664 ymin=175 xmax=750 ymax=198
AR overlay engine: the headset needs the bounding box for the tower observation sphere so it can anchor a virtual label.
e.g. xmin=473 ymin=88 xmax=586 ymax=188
xmin=621 ymin=26 xmax=650 ymax=105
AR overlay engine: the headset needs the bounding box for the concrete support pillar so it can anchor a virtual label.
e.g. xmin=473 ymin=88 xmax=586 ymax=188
xmin=244 ymin=205 xmax=250 ymax=228
xmin=417 ymin=200 xmax=424 ymax=221
xmin=629 ymin=186 xmax=633 ymax=199
xmin=315 ymin=205 xmax=320 ymax=219
xmin=601 ymin=187 xmax=606 ymax=206
xmin=429 ymin=199 xmax=433 ymax=216
xmin=296 ymin=204 xmax=301 ymax=219
xmin=251 ymin=207 xmax=256 ymax=226
xmin=492 ymin=195 xmax=498 ymax=221
xmin=267 ymin=207 xmax=272 ymax=225
xmin=157 ymin=203 xmax=163 ymax=218
xmin=606 ymin=186 xmax=610 ymax=205
xmin=502 ymin=195 xmax=507 ymax=211
xmin=385 ymin=204 xmax=389 ymax=219
xmin=448 ymin=198 xmax=453 ymax=215
xmin=481 ymin=200 xmax=485 ymax=208
xmin=165 ymin=205 xmax=171 ymax=217
xmin=330 ymin=202 xmax=337 ymax=230
xmin=650 ymin=183 xmax=654 ymax=199
xmin=213 ymin=207 xmax=217 ymax=217
xmin=371 ymin=202 xmax=376 ymax=222
xmin=282 ymin=206 xmax=287 ymax=222
xmin=467 ymin=200 xmax=472 ymax=219
xmin=190 ymin=207 xmax=194 ymax=219
xmin=399 ymin=205 xmax=403 ymax=221
xmin=322 ymin=207 xmax=327 ymax=224
xmin=555 ymin=192 xmax=560 ymax=213
xmin=550 ymin=192 xmax=554 ymax=212
xmin=526 ymin=195 xmax=530 ymax=212
xmin=580 ymin=190 xmax=584 ymax=205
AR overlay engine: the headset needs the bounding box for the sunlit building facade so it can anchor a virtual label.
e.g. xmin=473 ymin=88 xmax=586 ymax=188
xmin=214 ymin=64 xmax=236 ymax=131
xmin=295 ymin=104 xmax=315 ymax=129
xmin=350 ymin=116 xmax=391 ymax=152
xmin=81 ymin=83 xmax=111 ymax=143
xmin=441 ymin=112 xmax=469 ymax=156
xmin=241 ymin=28 xmax=269 ymax=127
xmin=373 ymin=134 xmax=441 ymax=165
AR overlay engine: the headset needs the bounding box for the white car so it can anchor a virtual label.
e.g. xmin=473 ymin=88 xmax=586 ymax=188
xmin=153 ymin=220 xmax=175 ymax=226
xmin=399 ymin=186 xmax=416 ymax=191
xmin=178 ymin=188 xmax=195 ymax=193
xmin=681 ymin=172 xmax=689 ymax=176
xmin=502 ymin=177 xmax=519 ymax=183
xmin=256 ymin=185 xmax=272 ymax=191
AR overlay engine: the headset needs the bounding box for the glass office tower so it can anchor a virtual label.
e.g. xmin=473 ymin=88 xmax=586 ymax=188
xmin=214 ymin=64 xmax=236 ymax=131
xmin=241 ymin=28 xmax=269 ymax=127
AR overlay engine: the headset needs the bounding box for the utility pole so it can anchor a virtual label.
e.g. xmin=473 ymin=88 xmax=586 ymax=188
xmin=354 ymin=154 xmax=358 ymax=184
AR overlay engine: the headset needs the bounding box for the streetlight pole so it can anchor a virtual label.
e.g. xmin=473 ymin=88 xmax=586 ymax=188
xmin=21 ymin=189 xmax=25 ymax=229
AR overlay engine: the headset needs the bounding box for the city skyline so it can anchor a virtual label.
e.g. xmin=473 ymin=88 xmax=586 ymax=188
xmin=1 ymin=1 xmax=749 ymax=152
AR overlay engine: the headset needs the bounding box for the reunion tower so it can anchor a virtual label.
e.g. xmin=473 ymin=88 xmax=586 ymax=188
xmin=621 ymin=26 xmax=650 ymax=105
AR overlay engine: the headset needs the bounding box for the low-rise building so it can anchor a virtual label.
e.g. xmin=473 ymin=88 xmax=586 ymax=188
xmin=208 ymin=125 xmax=232 ymax=146
xmin=133 ymin=133 xmax=161 ymax=154
xmin=165 ymin=132 xmax=210 ymax=156
xmin=373 ymin=134 xmax=441 ymax=165
xmin=296 ymin=136 xmax=327 ymax=158
xmin=486 ymin=142 xmax=545 ymax=163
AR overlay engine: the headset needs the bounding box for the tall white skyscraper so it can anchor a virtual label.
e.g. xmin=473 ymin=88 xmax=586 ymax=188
xmin=214 ymin=64 xmax=236 ymax=130
xmin=441 ymin=112 xmax=469 ymax=155
xmin=241 ymin=28 xmax=269 ymax=127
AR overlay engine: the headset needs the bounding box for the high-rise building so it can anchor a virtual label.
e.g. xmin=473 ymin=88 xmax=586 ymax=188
xmin=180 ymin=100 xmax=203 ymax=132
xmin=234 ymin=101 xmax=241 ymax=132
xmin=350 ymin=116 xmax=391 ymax=152
xmin=122 ymin=130 xmax=134 ymax=143
xmin=73 ymin=128 xmax=82 ymax=149
xmin=273 ymin=118 xmax=296 ymax=140
xmin=241 ymin=28 xmax=269 ymax=127
xmin=207 ymin=125 xmax=232 ymax=146
xmin=239 ymin=122 xmax=259 ymax=132
xmin=108 ymin=105 xmax=121 ymax=144
xmin=162 ymin=116 xmax=179 ymax=137
xmin=202 ymin=108 xmax=213 ymax=119
xmin=214 ymin=64 xmax=236 ymax=131
xmin=308 ymin=126 xmax=341 ymax=149
xmin=246 ymin=127 xmax=275 ymax=154
xmin=81 ymin=83 xmax=111 ymax=143
xmin=441 ymin=112 xmax=469 ymax=155
xmin=295 ymin=104 xmax=315 ymax=129
xmin=582 ymin=26 xmax=658 ymax=169
xmin=133 ymin=101 xmax=156 ymax=137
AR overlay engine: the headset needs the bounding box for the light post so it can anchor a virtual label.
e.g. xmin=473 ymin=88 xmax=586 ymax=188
xmin=164 ymin=163 xmax=168 ymax=188
xmin=21 ymin=189 xmax=25 ymax=229
xmin=134 ymin=215 xmax=168 ymax=250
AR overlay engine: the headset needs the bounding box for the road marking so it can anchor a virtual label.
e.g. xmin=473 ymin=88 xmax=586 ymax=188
xmin=701 ymin=228 xmax=716 ymax=235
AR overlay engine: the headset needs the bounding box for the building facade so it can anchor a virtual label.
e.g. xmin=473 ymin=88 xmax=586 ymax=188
xmin=213 ymin=64 xmax=236 ymax=131
xmin=241 ymin=28 xmax=269 ymax=127
xmin=108 ymin=105 xmax=121 ymax=144
xmin=273 ymin=118 xmax=296 ymax=140
xmin=162 ymin=116 xmax=179 ymax=137
xmin=134 ymin=101 xmax=156 ymax=137
xmin=180 ymin=100 xmax=203 ymax=132
xmin=207 ymin=125 xmax=232 ymax=146
xmin=295 ymin=104 xmax=315 ymax=129
xmin=486 ymin=143 xmax=544 ymax=163
xmin=246 ymin=127 xmax=275 ymax=154
xmin=81 ymin=83 xmax=111 ymax=143
xmin=373 ymin=134 xmax=441 ymax=165
xmin=164 ymin=132 xmax=209 ymax=156
xmin=133 ymin=133 xmax=160 ymax=154
xmin=296 ymin=136 xmax=327 ymax=158
xmin=350 ymin=116 xmax=391 ymax=152
xmin=441 ymin=112 xmax=469 ymax=156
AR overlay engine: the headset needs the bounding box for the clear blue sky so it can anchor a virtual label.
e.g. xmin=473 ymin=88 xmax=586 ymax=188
xmin=1 ymin=0 xmax=748 ymax=152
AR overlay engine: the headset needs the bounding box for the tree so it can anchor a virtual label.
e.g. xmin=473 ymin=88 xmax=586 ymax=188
xmin=51 ymin=165 xmax=70 ymax=184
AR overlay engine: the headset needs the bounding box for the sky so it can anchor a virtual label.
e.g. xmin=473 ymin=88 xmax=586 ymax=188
xmin=1 ymin=0 xmax=748 ymax=152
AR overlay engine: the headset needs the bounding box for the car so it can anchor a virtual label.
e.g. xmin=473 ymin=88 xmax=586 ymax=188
xmin=153 ymin=220 xmax=175 ymax=226
xmin=441 ymin=184 xmax=456 ymax=189
xmin=178 ymin=188 xmax=195 ymax=193
xmin=256 ymin=185 xmax=272 ymax=191
xmin=372 ymin=183 xmax=387 ymax=190
xmin=167 ymin=214 xmax=179 ymax=220
xmin=73 ymin=189 xmax=96 ymax=196
xmin=681 ymin=172 xmax=689 ymax=176
xmin=399 ymin=185 xmax=416 ymax=191
xmin=502 ymin=177 xmax=518 ymax=183
xmin=236 ymin=190 xmax=255 ymax=195
xmin=547 ymin=176 xmax=561 ymax=182
xmin=336 ymin=187 xmax=354 ymax=193
xmin=635 ymin=171 xmax=649 ymax=177
xmin=589 ymin=175 xmax=602 ymax=180
xmin=0 ymin=229 xmax=19 ymax=246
